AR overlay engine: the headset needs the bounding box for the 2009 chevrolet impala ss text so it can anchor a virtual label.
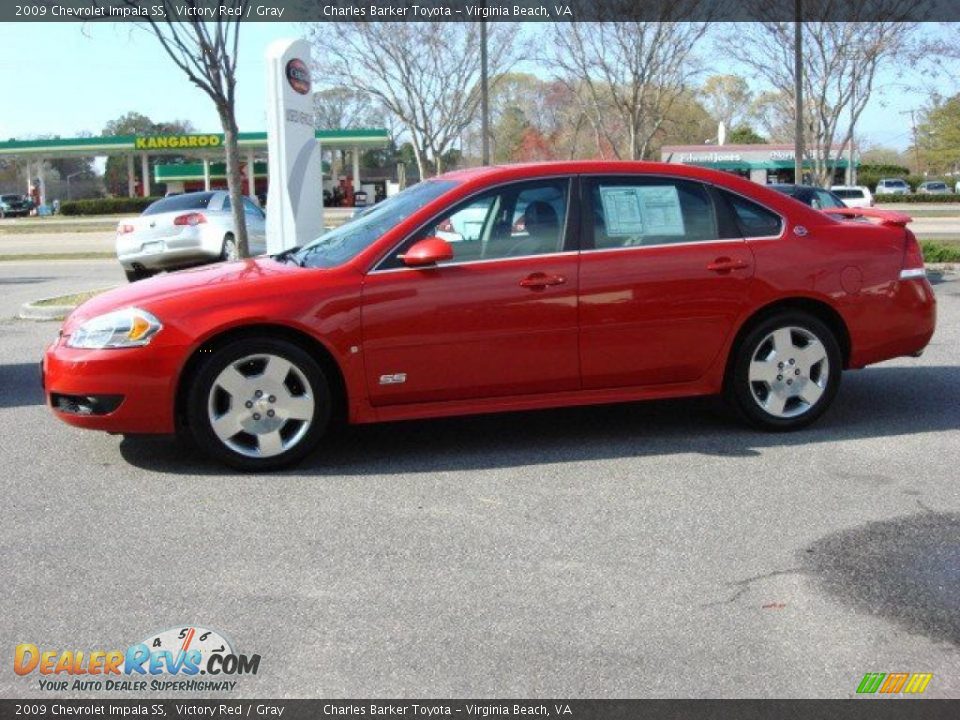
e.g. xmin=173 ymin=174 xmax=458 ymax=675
xmin=42 ymin=162 xmax=936 ymax=471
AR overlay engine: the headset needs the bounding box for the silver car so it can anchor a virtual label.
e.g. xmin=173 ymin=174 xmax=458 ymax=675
xmin=875 ymin=178 xmax=911 ymax=196
xmin=116 ymin=191 xmax=266 ymax=282
xmin=917 ymin=181 xmax=951 ymax=195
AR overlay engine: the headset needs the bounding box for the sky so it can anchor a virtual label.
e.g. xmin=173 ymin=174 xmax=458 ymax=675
xmin=0 ymin=22 xmax=953 ymax=153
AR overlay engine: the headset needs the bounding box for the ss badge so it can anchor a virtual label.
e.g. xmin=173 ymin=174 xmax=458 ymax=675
xmin=379 ymin=373 xmax=407 ymax=385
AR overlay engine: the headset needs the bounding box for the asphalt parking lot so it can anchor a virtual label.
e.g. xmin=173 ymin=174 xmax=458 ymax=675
xmin=0 ymin=259 xmax=958 ymax=699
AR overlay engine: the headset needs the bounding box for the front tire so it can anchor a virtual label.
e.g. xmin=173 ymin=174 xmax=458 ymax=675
xmin=727 ymin=311 xmax=841 ymax=431
xmin=186 ymin=338 xmax=331 ymax=470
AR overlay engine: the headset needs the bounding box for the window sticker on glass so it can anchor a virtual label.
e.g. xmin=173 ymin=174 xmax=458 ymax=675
xmin=599 ymin=187 xmax=646 ymax=237
xmin=599 ymin=185 xmax=686 ymax=238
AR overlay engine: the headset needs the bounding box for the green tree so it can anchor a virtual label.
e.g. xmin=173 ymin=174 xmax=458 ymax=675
xmin=493 ymin=106 xmax=530 ymax=163
xmin=657 ymin=91 xmax=715 ymax=149
xmin=727 ymin=125 xmax=767 ymax=144
xmin=102 ymin=112 xmax=193 ymax=196
xmin=916 ymin=94 xmax=960 ymax=174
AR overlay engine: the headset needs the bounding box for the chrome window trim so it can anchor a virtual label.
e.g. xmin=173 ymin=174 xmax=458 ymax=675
xmin=578 ymin=238 xmax=747 ymax=255
xmin=369 ymin=174 xmax=575 ymax=274
xmin=371 ymin=250 xmax=581 ymax=275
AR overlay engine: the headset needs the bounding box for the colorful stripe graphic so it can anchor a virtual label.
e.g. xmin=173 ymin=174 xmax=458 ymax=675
xmin=857 ymin=672 xmax=932 ymax=694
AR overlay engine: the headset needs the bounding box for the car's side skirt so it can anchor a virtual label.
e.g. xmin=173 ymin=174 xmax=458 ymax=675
xmin=356 ymin=378 xmax=721 ymax=425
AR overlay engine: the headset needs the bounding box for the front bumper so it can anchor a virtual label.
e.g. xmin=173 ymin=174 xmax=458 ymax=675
xmin=42 ymin=334 xmax=185 ymax=434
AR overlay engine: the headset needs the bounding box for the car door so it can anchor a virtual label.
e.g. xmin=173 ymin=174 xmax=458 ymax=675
xmin=577 ymin=175 xmax=757 ymax=389
xmin=242 ymin=198 xmax=267 ymax=254
xmin=361 ymin=177 xmax=580 ymax=407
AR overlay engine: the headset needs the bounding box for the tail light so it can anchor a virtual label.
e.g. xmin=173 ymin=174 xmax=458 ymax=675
xmin=436 ymin=218 xmax=454 ymax=233
xmin=174 ymin=212 xmax=206 ymax=227
xmin=117 ymin=224 xmax=135 ymax=234
xmin=900 ymin=229 xmax=926 ymax=280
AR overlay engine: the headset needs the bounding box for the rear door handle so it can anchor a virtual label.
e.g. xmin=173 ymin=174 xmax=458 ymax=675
xmin=706 ymin=257 xmax=749 ymax=273
xmin=520 ymin=273 xmax=567 ymax=289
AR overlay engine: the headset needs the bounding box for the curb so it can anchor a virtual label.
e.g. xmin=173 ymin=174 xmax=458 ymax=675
xmin=18 ymin=303 xmax=75 ymax=321
xmin=18 ymin=287 xmax=116 ymax=322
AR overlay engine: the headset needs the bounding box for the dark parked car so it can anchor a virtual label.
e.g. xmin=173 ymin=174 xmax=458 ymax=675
xmin=769 ymin=184 xmax=849 ymax=212
xmin=0 ymin=193 xmax=31 ymax=218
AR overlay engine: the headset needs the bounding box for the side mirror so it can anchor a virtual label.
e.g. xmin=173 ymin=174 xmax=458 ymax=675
xmin=402 ymin=236 xmax=454 ymax=267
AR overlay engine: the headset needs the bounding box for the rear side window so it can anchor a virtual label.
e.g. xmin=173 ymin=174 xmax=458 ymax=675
xmin=721 ymin=191 xmax=783 ymax=238
xmin=243 ymin=198 xmax=264 ymax=217
xmin=143 ymin=192 xmax=215 ymax=216
xmin=586 ymin=177 xmax=718 ymax=249
xmin=833 ymin=189 xmax=865 ymax=200
xmin=814 ymin=189 xmax=846 ymax=209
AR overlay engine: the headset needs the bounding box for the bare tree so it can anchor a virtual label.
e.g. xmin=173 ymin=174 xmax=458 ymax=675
xmin=720 ymin=8 xmax=920 ymax=186
xmin=121 ymin=0 xmax=249 ymax=255
xmin=314 ymin=86 xmax=383 ymax=182
xmin=543 ymin=10 xmax=710 ymax=160
xmin=313 ymin=86 xmax=381 ymax=130
xmin=749 ymin=90 xmax=797 ymax=143
xmin=306 ymin=22 xmax=517 ymax=180
xmin=700 ymin=75 xmax=754 ymax=132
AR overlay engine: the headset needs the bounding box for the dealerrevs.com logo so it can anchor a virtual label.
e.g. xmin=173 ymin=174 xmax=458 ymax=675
xmin=14 ymin=626 xmax=260 ymax=692
xmin=285 ymin=58 xmax=310 ymax=95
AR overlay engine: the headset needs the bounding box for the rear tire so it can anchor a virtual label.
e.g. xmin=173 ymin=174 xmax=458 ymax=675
xmin=220 ymin=234 xmax=239 ymax=262
xmin=186 ymin=338 xmax=331 ymax=471
xmin=124 ymin=267 xmax=155 ymax=283
xmin=727 ymin=311 xmax=841 ymax=431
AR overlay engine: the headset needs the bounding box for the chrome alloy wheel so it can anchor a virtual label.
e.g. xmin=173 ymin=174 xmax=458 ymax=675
xmin=747 ymin=326 xmax=830 ymax=419
xmin=206 ymin=353 xmax=315 ymax=458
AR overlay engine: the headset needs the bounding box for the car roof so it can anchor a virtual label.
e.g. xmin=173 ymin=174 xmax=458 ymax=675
xmin=434 ymin=161 xmax=834 ymax=228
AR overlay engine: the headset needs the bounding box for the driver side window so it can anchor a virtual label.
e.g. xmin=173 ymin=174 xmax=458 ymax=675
xmin=380 ymin=178 xmax=570 ymax=270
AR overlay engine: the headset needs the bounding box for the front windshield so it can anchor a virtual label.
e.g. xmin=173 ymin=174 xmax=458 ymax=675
xmin=293 ymin=180 xmax=458 ymax=269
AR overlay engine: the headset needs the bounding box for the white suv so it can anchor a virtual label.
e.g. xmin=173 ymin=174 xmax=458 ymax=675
xmin=830 ymin=185 xmax=874 ymax=208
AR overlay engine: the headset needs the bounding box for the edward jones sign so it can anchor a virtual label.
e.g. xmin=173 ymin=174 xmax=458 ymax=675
xmin=134 ymin=134 xmax=222 ymax=150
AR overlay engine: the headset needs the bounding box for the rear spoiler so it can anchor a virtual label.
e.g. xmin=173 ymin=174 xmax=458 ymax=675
xmin=825 ymin=207 xmax=913 ymax=227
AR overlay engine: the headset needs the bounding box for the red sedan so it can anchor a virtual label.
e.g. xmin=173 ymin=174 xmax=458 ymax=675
xmin=42 ymin=162 xmax=936 ymax=470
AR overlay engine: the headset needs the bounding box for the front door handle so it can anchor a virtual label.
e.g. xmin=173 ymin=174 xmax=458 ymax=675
xmin=706 ymin=257 xmax=749 ymax=273
xmin=520 ymin=272 xmax=566 ymax=289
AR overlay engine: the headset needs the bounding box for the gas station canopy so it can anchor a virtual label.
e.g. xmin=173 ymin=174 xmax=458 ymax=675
xmin=0 ymin=128 xmax=389 ymax=157
xmin=0 ymin=128 xmax=390 ymax=201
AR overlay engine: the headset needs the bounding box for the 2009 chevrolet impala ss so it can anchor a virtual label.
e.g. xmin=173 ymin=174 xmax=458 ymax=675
xmin=43 ymin=162 xmax=936 ymax=470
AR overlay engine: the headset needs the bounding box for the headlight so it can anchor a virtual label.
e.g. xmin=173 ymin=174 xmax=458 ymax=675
xmin=66 ymin=308 xmax=162 ymax=349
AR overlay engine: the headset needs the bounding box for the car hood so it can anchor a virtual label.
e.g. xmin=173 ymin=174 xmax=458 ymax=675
xmin=65 ymin=257 xmax=299 ymax=329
